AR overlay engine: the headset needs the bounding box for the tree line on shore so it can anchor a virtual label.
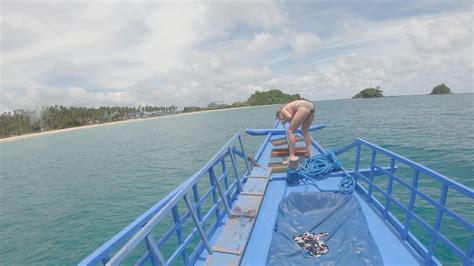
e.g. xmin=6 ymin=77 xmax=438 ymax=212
xmin=0 ymin=105 xmax=177 ymax=138
xmin=1 ymin=89 xmax=299 ymax=138
xmin=183 ymin=89 xmax=302 ymax=113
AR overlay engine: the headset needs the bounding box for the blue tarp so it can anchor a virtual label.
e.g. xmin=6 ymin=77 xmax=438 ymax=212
xmin=266 ymin=192 xmax=383 ymax=265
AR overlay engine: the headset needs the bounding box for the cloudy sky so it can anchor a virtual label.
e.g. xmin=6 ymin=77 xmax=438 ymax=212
xmin=1 ymin=0 xmax=473 ymax=111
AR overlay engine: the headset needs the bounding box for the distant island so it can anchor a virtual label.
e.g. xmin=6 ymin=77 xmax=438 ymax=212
xmin=430 ymin=83 xmax=452 ymax=95
xmin=183 ymin=89 xmax=302 ymax=113
xmin=352 ymin=86 xmax=384 ymax=99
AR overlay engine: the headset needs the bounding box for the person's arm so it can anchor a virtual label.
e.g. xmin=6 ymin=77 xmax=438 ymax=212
xmin=280 ymin=107 xmax=292 ymax=122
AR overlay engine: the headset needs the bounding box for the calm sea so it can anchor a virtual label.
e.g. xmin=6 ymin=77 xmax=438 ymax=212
xmin=0 ymin=94 xmax=473 ymax=265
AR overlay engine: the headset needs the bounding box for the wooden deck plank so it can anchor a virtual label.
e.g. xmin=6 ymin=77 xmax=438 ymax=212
xmin=271 ymin=147 xmax=307 ymax=157
xmin=205 ymin=165 xmax=272 ymax=265
xmin=231 ymin=195 xmax=262 ymax=217
xmin=211 ymin=216 xmax=255 ymax=255
xmin=242 ymin=177 xmax=268 ymax=195
xmin=270 ymin=136 xmax=303 ymax=146
xmin=248 ymin=166 xmax=272 ymax=178
xmin=205 ymin=251 xmax=239 ymax=266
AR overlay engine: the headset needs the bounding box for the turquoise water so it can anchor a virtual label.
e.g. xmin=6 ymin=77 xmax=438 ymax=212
xmin=0 ymin=94 xmax=473 ymax=265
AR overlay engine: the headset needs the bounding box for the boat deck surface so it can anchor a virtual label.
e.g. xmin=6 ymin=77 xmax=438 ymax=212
xmin=196 ymin=134 xmax=422 ymax=265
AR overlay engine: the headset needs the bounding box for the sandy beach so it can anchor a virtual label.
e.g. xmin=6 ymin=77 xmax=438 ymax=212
xmin=0 ymin=105 xmax=266 ymax=144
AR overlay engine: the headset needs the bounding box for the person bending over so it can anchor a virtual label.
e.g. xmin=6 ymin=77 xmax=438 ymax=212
xmin=276 ymin=100 xmax=315 ymax=164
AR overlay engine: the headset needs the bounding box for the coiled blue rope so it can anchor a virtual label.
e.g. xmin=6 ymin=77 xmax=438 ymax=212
xmin=287 ymin=152 xmax=356 ymax=194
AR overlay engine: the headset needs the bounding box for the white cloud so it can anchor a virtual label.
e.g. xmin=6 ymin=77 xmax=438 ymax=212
xmin=406 ymin=12 xmax=472 ymax=52
xmin=290 ymin=32 xmax=322 ymax=58
xmin=0 ymin=2 xmax=472 ymax=111
xmin=247 ymin=32 xmax=284 ymax=53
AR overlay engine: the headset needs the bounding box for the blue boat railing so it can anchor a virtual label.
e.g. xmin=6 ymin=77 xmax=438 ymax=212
xmin=80 ymin=133 xmax=251 ymax=266
xmin=336 ymin=138 xmax=474 ymax=265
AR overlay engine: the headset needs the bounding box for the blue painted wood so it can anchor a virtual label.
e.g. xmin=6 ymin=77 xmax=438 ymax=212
xmin=248 ymin=167 xmax=271 ymax=178
xmin=83 ymin=122 xmax=473 ymax=266
xmin=212 ymin=216 xmax=255 ymax=254
xmin=205 ymin=251 xmax=239 ymax=266
xmin=231 ymin=195 xmax=262 ymax=217
xmin=241 ymin=178 xmax=268 ymax=195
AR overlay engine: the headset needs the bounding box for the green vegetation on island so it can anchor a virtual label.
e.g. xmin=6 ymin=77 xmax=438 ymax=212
xmin=0 ymin=105 xmax=177 ymax=138
xmin=352 ymin=86 xmax=384 ymax=99
xmin=1 ymin=89 xmax=301 ymax=138
xmin=246 ymin=90 xmax=302 ymax=105
xmin=430 ymin=83 xmax=452 ymax=95
xmin=183 ymin=89 xmax=302 ymax=113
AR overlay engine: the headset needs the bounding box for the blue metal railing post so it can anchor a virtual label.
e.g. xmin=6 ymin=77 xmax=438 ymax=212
xmin=171 ymin=206 xmax=188 ymax=265
xmin=183 ymin=194 xmax=213 ymax=255
xmin=329 ymin=138 xmax=474 ymax=265
xmin=426 ymin=185 xmax=448 ymax=262
xmin=221 ymin=159 xmax=231 ymax=205
xmin=355 ymin=142 xmax=361 ymax=172
xmin=209 ymin=168 xmax=220 ymax=220
xmin=468 ymin=236 xmax=474 ymax=258
xmin=383 ymin=158 xmax=396 ymax=219
xmin=238 ymin=134 xmax=251 ymax=175
xmin=145 ymin=235 xmax=167 ymax=266
xmin=228 ymin=147 xmax=243 ymax=192
xmin=209 ymin=166 xmax=232 ymax=218
xmin=192 ymin=184 xmax=203 ymax=221
xmin=368 ymin=149 xmax=377 ymax=202
xmin=404 ymin=169 xmax=419 ymax=239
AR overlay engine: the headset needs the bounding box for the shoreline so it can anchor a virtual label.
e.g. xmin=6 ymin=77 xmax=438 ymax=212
xmin=0 ymin=105 xmax=267 ymax=144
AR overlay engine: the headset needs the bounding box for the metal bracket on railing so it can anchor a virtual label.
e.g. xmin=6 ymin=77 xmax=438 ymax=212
xmin=247 ymin=155 xmax=261 ymax=168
